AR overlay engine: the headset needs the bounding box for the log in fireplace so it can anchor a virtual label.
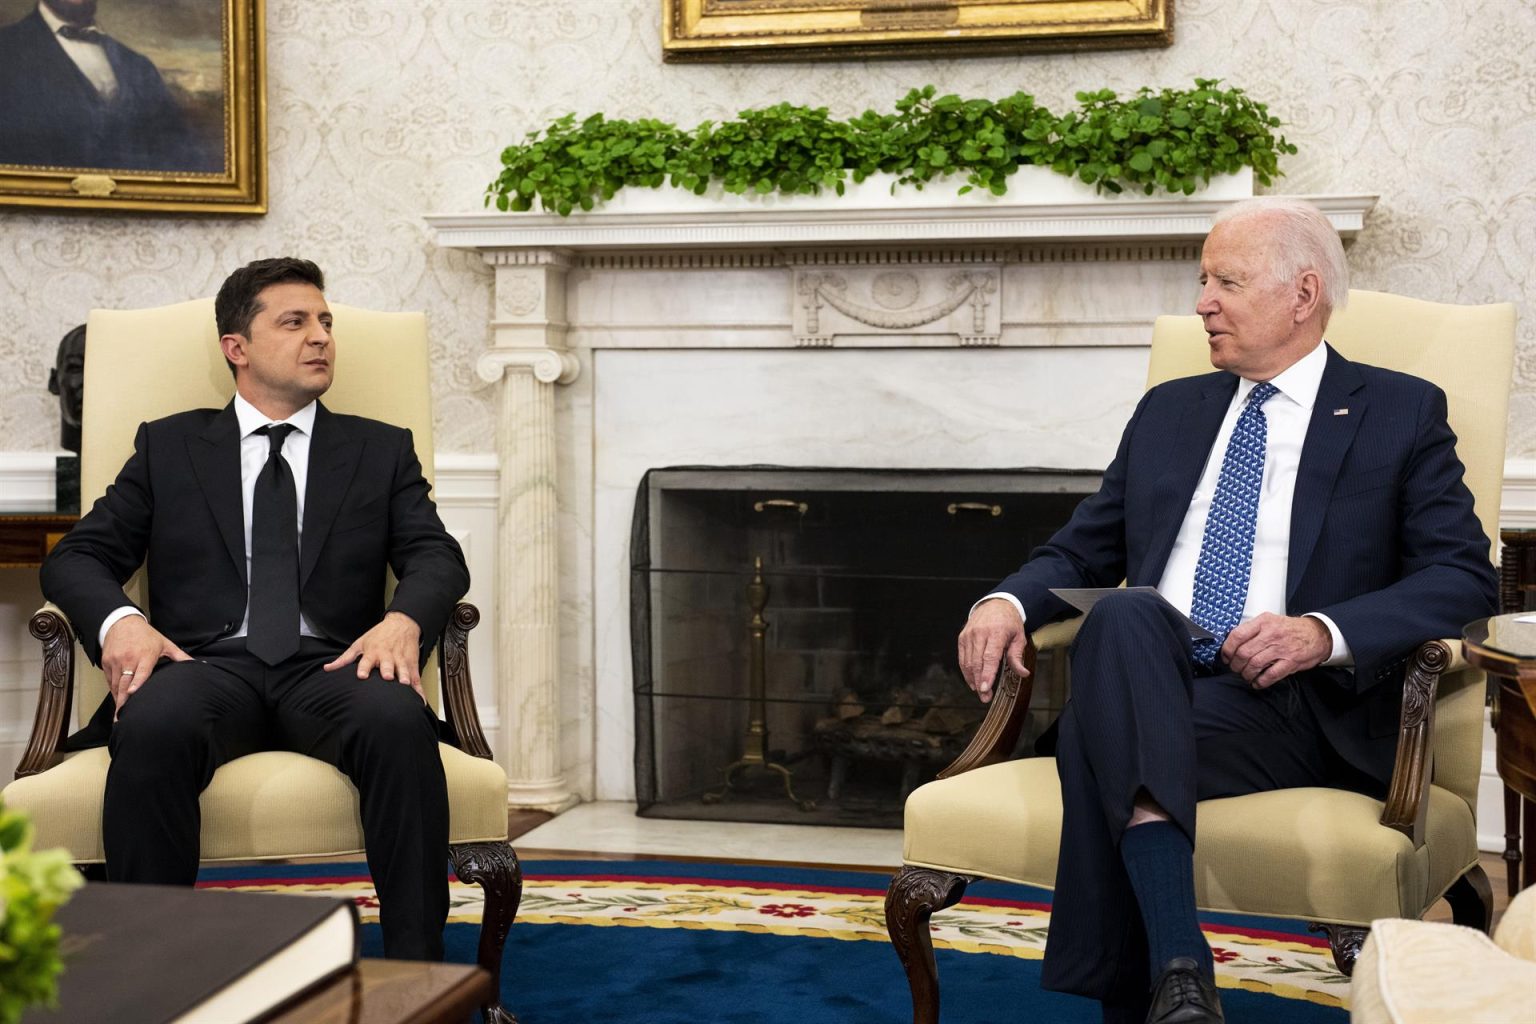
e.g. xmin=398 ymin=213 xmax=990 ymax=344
xmin=631 ymin=466 xmax=1099 ymax=827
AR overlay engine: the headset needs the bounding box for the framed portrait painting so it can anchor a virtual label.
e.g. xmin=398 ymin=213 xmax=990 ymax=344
xmin=663 ymin=0 xmax=1172 ymax=61
xmin=0 ymin=0 xmax=265 ymax=213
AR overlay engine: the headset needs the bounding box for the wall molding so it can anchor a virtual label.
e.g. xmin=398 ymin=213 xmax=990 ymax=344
xmin=5 ymin=451 xmax=1532 ymax=800
xmin=9 ymin=453 xmax=1535 ymax=528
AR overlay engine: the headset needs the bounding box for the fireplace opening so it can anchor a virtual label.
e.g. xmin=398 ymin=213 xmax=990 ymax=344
xmin=631 ymin=466 xmax=1101 ymax=828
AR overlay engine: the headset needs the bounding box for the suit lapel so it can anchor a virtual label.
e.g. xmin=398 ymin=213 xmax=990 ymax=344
xmin=300 ymin=403 xmax=364 ymax=588
xmin=1141 ymin=373 xmax=1238 ymax=584
xmin=25 ymin=11 xmax=108 ymax=108
xmin=186 ymin=404 xmax=246 ymax=582
xmin=1287 ymin=345 xmax=1366 ymax=601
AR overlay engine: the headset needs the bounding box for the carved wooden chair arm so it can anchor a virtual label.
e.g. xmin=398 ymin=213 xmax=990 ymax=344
xmin=938 ymin=635 xmax=1038 ymax=779
xmin=1378 ymin=638 xmax=1457 ymax=849
xmin=439 ymin=601 xmax=494 ymax=760
xmin=17 ymin=604 xmax=79 ymax=779
xmin=935 ymin=616 xmax=1081 ymax=779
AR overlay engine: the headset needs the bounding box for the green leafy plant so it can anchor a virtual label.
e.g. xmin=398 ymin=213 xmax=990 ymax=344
xmin=0 ymin=802 xmax=83 ymax=1024
xmin=487 ymin=79 xmax=1296 ymax=216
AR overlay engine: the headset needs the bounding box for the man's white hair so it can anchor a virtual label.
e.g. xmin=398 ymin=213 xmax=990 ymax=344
xmin=1212 ymin=197 xmax=1350 ymax=323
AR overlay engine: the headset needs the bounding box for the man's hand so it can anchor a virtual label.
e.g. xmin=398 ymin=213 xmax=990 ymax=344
xmin=102 ymin=615 xmax=192 ymax=714
xmin=324 ymin=611 xmax=424 ymax=699
xmin=1222 ymin=613 xmax=1333 ymax=689
xmin=957 ymin=599 xmax=1030 ymax=704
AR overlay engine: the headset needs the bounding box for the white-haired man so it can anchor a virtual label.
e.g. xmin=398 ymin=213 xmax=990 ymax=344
xmin=958 ymin=197 xmax=1496 ymax=1023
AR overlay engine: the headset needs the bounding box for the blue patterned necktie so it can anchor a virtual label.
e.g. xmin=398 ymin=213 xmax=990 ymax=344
xmin=1190 ymin=381 xmax=1279 ymax=669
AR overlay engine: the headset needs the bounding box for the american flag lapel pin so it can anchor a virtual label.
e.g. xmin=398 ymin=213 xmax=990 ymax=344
xmin=1333 ymin=408 xmax=1349 ymax=416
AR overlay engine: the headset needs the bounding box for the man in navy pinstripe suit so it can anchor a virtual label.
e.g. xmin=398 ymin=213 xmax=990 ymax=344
xmin=958 ymin=197 xmax=1498 ymax=1024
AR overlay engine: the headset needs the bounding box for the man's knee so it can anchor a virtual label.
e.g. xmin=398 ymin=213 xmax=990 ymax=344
xmin=1073 ymin=590 xmax=1190 ymax=662
xmin=350 ymin=681 xmax=439 ymax=746
xmin=111 ymin=674 xmax=214 ymax=758
xmin=1080 ymin=589 xmax=1175 ymax=633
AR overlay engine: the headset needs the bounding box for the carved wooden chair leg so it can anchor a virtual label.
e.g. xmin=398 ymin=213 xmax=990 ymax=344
xmin=1307 ymin=923 xmax=1369 ymax=976
xmin=450 ymin=841 xmax=524 ymax=1024
xmin=886 ymin=865 xmax=970 ymax=1024
xmin=1444 ymin=864 xmax=1495 ymax=933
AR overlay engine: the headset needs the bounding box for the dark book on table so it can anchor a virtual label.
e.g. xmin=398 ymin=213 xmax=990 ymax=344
xmin=27 ymin=881 xmax=359 ymax=1023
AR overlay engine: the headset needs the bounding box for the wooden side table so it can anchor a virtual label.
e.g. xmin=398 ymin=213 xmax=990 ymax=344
xmin=1465 ymin=614 xmax=1536 ymax=894
xmin=0 ymin=512 xmax=76 ymax=568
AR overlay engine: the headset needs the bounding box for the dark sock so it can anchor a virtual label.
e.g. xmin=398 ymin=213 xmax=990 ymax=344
xmin=1119 ymin=820 xmax=1214 ymax=982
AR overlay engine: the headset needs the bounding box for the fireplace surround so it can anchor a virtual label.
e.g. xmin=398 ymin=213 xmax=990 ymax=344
xmin=425 ymin=189 xmax=1377 ymax=808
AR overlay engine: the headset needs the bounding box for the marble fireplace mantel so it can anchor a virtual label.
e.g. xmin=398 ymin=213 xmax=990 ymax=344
xmin=425 ymin=190 xmax=1378 ymax=808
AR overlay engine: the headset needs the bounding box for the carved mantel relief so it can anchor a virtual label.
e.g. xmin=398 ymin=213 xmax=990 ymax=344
xmin=793 ymin=265 xmax=1001 ymax=347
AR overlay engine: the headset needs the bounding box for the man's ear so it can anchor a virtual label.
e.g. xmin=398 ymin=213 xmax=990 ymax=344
xmin=1293 ymin=269 xmax=1323 ymax=325
xmin=219 ymin=332 xmax=248 ymax=369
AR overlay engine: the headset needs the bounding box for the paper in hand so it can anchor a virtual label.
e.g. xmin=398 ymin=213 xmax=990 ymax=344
xmin=1047 ymin=586 xmax=1215 ymax=640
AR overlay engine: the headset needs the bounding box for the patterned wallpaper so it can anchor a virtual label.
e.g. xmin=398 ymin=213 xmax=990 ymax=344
xmin=1 ymin=0 xmax=1533 ymax=454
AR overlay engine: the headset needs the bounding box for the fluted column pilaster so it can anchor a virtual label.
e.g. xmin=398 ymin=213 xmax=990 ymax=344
xmin=477 ymin=249 xmax=579 ymax=811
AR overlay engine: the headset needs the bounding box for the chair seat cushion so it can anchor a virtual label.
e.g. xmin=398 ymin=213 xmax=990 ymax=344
xmin=2 ymin=743 xmax=508 ymax=863
xmin=901 ymin=758 xmax=1477 ymax=925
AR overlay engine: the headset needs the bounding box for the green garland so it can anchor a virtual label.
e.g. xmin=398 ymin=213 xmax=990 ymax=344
xmin=487 ymin=79 xmax=1296 ymax=216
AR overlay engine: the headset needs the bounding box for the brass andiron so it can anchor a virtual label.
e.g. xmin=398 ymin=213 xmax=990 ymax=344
xmin=702 ymin=556 xmax=814 ymax=811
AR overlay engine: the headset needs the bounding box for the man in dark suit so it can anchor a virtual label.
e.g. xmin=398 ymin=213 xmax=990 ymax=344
xmin=957 ymin=197 xmax=1497 ymax=1024
xmin=0 ymin=0 xmax=216 ymax=171
xmin=41 ymin=257 xmax=468 ymax=961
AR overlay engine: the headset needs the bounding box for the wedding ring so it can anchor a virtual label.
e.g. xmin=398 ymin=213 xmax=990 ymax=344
xmin=121 ymin=669 xmax=135 ymax=676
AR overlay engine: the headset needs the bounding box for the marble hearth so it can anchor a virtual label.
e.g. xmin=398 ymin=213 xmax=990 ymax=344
xmin=426 ymin=187 xmax=1378 ymax=808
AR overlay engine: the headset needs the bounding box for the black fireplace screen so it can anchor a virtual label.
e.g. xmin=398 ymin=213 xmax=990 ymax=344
xmin=631 ymin=467 xmax=1100 ymax=828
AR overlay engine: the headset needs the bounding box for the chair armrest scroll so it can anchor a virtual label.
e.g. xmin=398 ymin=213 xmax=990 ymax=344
xmin=937 ymin=635 xmax=1038 ymax=779
xmin=1378 ymin=638 xmax=1454 ymax=848
xmin=17 ymin=604 xmax=78 ymax=779
xmin=439 ymin=601 xmax=495 ymax=760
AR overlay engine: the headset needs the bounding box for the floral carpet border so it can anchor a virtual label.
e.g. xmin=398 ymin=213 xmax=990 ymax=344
xmin=202 ymin=870 xmax=1348 ymax=1009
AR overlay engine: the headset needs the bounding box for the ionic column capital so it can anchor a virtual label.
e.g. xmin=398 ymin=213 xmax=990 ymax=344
xmin=476 ymin=348 xmax=581 ymax=386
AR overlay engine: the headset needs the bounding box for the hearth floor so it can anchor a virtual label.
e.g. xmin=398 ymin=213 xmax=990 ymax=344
xmin=514 ymin=800 xmax=904 ymax=869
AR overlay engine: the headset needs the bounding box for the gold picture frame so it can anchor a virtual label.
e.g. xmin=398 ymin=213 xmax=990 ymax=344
xmin=0 ymin=0 xmax=265 ymax=214
xmin=663 ymin=0 xmax=1171 ymax=61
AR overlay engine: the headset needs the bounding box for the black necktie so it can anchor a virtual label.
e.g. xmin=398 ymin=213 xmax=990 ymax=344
xmin=247 ymin=424 xmax=300 ymax=665
xmin=56 ymin=24 xmax=104 ymax=42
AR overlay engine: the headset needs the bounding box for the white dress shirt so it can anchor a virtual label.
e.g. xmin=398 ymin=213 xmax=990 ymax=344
xmin=99 ymin=395 xmax=321 ymax=647
xmin=38 ymin=3 xmax=118 ymax=100
xmin=983 ymin=341 xmax=1352 ymax=665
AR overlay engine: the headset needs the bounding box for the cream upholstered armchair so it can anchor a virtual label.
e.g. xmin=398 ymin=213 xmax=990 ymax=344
xmin=1 ymin=299 xmax=520 ymax=1024
xmin=885 ymin=289 xmax=1517 ymax=1023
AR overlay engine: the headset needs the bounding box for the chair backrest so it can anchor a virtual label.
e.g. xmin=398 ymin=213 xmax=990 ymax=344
xmin=76 ymin=297 xmax=444 ymax=712
xmin=1148 ymin=289 xmax=1516 ymax=810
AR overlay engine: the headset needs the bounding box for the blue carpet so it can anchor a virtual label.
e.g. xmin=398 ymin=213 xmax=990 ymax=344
xmin=199 ymin=859 xmax=1349 ymax=1024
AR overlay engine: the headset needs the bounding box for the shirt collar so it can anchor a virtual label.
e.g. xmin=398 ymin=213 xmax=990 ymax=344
xmin=234 ymin=393 xmax=317 ymax=439
xmin=38 ymin=4 xmax=98 ymax=37
xmin=1235 ymin=340 xmax=1328 ymax=412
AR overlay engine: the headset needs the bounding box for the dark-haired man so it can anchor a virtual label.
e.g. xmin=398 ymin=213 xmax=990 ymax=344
xmin=42 ymin=257 xmax=467 ymax=960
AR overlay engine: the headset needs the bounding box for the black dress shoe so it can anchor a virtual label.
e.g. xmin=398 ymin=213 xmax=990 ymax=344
xmin=1145 ymin=957 xmax=1224 ymax=1024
